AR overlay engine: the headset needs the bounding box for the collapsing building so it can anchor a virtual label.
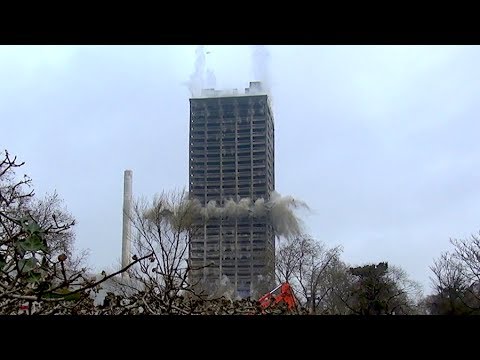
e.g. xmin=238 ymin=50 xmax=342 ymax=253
xmin=189 ymin=81 xmax=275 ymax=298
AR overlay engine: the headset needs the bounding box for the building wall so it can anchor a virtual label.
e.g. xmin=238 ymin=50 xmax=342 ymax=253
xmin=189 ymin=88 xmax=275 ymax=298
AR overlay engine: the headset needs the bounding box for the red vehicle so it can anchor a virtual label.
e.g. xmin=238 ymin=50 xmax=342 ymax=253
xmin=258 ymin=282 xmax=297 ymax=313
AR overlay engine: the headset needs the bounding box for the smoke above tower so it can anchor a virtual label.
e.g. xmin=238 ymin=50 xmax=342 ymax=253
xmin=205 ymin=68 xmax=216 ymax=89
xmin=187 ymin=45 xmax=206 ymax=97
xmin=187 ymin=45 xmax=272 ymax=98
xmin=251 ymin=45 xmax=271 ymax=94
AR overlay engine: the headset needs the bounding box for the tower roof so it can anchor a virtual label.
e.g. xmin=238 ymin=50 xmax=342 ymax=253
xmin=190 ymin=81 xmax=267 ymax=99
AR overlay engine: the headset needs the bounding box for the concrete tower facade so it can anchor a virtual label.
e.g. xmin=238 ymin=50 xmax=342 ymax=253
xmin=189 ymin=82 xmax=275 ymax=298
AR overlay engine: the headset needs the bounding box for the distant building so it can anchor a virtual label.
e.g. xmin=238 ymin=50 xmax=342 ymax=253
xmin=189 ymin=81 xmax=275 ymax=298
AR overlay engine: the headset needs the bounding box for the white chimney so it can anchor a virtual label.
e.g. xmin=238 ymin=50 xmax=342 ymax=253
xmin=121 ymin=170 xmax=133 ymax=276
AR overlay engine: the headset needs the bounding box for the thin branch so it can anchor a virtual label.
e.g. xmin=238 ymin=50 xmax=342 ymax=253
xmin=59 ymin=252 xmax=153 ymax=297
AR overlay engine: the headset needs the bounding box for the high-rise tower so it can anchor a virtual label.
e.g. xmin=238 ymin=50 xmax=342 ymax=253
xmin=189 ymin=81 xmax=275 ymax=298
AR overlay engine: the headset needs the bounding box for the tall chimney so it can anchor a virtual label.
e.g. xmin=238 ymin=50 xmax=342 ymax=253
xmin=122 ymin=170 xmax=133 ymax=276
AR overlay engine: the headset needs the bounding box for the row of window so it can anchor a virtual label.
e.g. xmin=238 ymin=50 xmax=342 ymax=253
xmin=191 ymin=99 xmax=267 ymax=107
xmin=191 ymin=110 xmax=267 ymax=119
xmin=191 ymin=168 xmax=270 ymax=176
xmin=191 ymin=235 xmax=269 ymax=242
xmin=190 ymin=142 xmax=273 ymax=152
xmin=190 ymin=146 xmax=266 ymax=155
xmin=190 ymin=176 xmax=266 ymax=186
xmin=191 ymin=128 xmax=266 ymax=136
xmin=189 ymin=257 xmax=268 ymax=266
xmin=190 ymin=174 xmax=267 ymax=182
xmin=190 ymin=158 xmax=266 ymax=171
xmin=190 ymin=132 xmax=268 ymax=140
xmin=190 ymin=173 xmax=266 ymax=181
xmin=191 ymin=183 xmax=267 ymax=189
xmin=190 ymin=246 xmax=266 ymax=253
xmin=192 ymin=194 xmax=268 ymax=202
xmin=190 ymin=248 xmax=266 ymax=255
xmin=191 ymin=115 xmax=268 ymax=124
xmin=190 ymin=155 xmax=267 ymax=163
xmin=191 ymin=107 xmax=269 ymax=118
xmin=191 ymin=159 xmax=268 ymax=165
xmin=191 ymin=188 xmax=270 ymax=194
xmin=191 ymin=237 xmax=267 ymax=244
xmin=191 ymin=120 xmax=267 ymax=129
xmin=191 ymin=176 xmax=267 ymax=183
xmin=190 ymin=144 xmax=267 ymax=152
xmin=191 ymin=135 xmax=266 ymax=143
xmin=204 ymin=223 xmax=266 ymax=229
xmin=190 ymin=183 xmax=266 ymax=191
xmin=195 ymin=192 xmax=268 ymax=198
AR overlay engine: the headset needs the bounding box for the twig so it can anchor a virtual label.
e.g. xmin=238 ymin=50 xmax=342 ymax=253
xmin=66 ymin=252 xmax=154 ymax=296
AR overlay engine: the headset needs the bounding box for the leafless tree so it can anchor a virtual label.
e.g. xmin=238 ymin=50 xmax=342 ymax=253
xmin=128 ymin=190 xmax=206 ymax=313
xmin=431 ymin=253 xmax=468 ymax=293
xmin=0 ymin=150 xmax=84 ymax=269
xmin=429 ymin=234 xmax=480 ymax=314
xmin=451 ymin=234 xmax=480 ymax=287
xmin=0 ymin=150 xmax=144 ymax=315
xmin=316 ymin=259 xmax=356 ymax=314
xmin=0 ymin=150 xmax=34 ymax=240
xmin=296 ymin=240 xmax=342 ymax=314
xmin=30 ymin=191 xmax=90 ymax=272
xmin=275 ymin=235 xmax=342 ymax=314
xmin=384 ymin=265 xmax=423 ymax=314
xmin=275 ymin=236 xmax=309 ymax=284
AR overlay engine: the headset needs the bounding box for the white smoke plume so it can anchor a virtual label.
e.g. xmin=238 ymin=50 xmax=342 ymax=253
xmin=205 ymin=68 xmax=217 ymax=89
xmin=251 ymin=45 xmax=271 ymax=95
xmin=146 ymin=191 xmax=308 ymax=239
xmin=188 ymin=45 xmax=206 ymax=97
xmin=268 ymin=191 xmax=308 ymax=239
xmin=186 ymin=46 xmax=218 ymax=97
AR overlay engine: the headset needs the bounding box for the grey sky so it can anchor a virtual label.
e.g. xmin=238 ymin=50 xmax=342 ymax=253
xmin=1 ymin=45 xmax=479 ymax=294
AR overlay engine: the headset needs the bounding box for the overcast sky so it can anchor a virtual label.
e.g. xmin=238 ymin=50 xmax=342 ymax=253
xmin=1 ymin=45 xmax=479 ymax=294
